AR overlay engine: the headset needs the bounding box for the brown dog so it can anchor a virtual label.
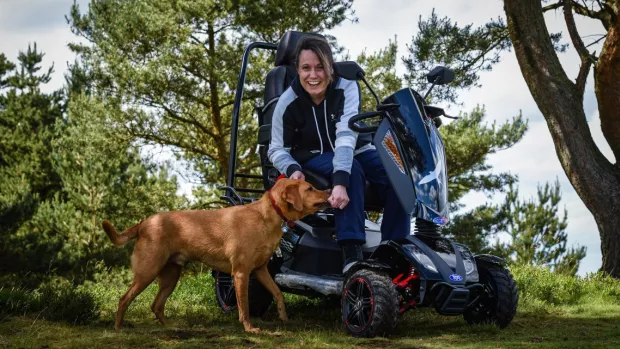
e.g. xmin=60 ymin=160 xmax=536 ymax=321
xmin=102 ymin=178 xmax=330 ymax=333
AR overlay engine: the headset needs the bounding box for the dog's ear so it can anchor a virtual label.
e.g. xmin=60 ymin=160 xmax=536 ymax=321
xmin=282 ymin=183 xmax=303 ymax=211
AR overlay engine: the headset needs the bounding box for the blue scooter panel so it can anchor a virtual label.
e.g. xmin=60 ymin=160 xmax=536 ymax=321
xmin=380 ymin=88 xmax=450 ymax=224
xmin=373 ymin=118 xmax=417 ymax=215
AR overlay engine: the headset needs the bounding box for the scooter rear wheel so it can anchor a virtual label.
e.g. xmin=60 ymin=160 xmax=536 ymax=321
xmin=213 ymin=270 xmax=273 ymax=317
xmin=341 ymin=269 xmax=398 ymax=337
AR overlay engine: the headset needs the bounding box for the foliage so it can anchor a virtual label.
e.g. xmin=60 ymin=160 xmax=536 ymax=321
xmin=491 ymin=181 xmax=586 ymax=275
xmin=0 ymin=278 xmax=100 ymax=325
xmin=440 ymin=107 xmax=527 ymax=251
xmin=0 ymin=45 xmax=65 ymax=279
xmin=67 ymin=0 xmax=357 ymax=197
xmin=0 ymin=47 xmax=186 ymax=285
xmin=0 ymin=45 xmax=64 ymax=227
xmin=403 ymin=9 xmax=566 ymax=105
xmin=354 ymin=37 xmax=402 ymax=110
xmin=511 ymin=264 xmax=620 ymax=305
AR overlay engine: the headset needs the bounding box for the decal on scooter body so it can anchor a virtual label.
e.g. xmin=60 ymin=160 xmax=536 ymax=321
xmin=373 ymin=118 xmax=417 ymax=215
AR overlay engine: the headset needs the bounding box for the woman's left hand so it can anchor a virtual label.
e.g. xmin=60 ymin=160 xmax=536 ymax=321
xmin=329 ymin=185 xmax=349 ymax=210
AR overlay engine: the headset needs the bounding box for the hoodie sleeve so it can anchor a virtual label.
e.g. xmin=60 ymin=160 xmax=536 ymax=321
xmin=332 ymin=79 xmax=361 ymax=187
xmin=267 ymin=89 xmax=302 ymax=177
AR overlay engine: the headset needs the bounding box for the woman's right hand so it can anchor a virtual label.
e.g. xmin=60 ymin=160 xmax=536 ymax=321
xmin=290 ymin=171 xmax=305 ymax=180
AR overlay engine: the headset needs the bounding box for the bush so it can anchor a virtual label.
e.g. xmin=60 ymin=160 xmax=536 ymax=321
xmin=0 ymin=277 xmax=100 ymax=325
xmin=0 ymin=287 xmax=38 ymax=316
xmin=38 ymin=281 xmax=100 ymax=325
xmin=512 ymin=264 xmax=583 ymax=305
xmin=511 ymin=264 xmax=620 ymax=306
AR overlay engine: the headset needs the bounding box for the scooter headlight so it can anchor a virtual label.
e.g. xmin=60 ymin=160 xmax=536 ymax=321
xmin=456 ymin=244 xmax=479 ymax=281
xmin=404 ymin=244 xmax=438 ymax=273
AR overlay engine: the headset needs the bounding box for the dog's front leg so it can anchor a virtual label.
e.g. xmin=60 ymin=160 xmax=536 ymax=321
xmin=233 ymin=269 xmax=260 ymax=333
xmin=254 ymin=265 xmax=288 ymax=322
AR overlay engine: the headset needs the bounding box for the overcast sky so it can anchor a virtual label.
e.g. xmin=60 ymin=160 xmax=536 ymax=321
xmin=1 ymin=0 xmax=614 ymax=275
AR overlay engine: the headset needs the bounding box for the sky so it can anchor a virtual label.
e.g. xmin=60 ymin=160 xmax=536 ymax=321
xmin=0 ymin=0 xmax=614 ymax=275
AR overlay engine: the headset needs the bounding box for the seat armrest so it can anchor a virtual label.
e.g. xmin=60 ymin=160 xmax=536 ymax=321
xmin=302 ymin=168 xmax=331 ymax=190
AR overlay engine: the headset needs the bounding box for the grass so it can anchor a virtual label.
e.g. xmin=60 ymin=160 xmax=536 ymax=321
xmin=1 ymin=265 xmax=620 ymax=348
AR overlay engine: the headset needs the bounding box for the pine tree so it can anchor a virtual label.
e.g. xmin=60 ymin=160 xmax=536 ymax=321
xmin=66 ymin=0 xmax=357 ymax=202
xmin=0 ymin=44 xmax=64 ymax=251
xmin=0 ymin=48 xmax=185 ymax=285
xmin=491 ymin=180 xmax=586 ymax=275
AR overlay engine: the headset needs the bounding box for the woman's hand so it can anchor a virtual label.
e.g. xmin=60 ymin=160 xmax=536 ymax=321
xmin=329 ymin=185 xmax=349 ymax=210
xmin=290 ymin=171 xmax=305 ymax=180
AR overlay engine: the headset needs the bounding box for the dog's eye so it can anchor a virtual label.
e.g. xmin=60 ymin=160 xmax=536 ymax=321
xmin=306 ymin=186 xmax=313 ymax=191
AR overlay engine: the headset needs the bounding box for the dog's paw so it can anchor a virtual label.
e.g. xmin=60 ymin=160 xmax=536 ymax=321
xmin=245 ymin=327 xmax=261 ymax=334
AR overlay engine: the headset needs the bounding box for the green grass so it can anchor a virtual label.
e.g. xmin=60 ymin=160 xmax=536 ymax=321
xmin=1 ymin=265 xmax=620 ymax=348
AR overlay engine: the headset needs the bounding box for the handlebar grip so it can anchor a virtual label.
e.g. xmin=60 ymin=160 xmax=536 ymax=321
xmin=348 ymin=111 xmax=383 ymax=133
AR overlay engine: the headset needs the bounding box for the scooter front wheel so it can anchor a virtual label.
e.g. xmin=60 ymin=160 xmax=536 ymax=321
xmin=463 ymin=261 xmax=518 ymax=328
xmin=341 ymin=269 xmax=399 ymax=337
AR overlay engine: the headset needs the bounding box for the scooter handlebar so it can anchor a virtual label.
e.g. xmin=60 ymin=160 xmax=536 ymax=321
xmin=348 ymin=111 xmax=384 ymax=133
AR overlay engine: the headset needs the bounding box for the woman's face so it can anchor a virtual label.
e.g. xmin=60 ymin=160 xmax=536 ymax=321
xmin=297 ymin=49 xmax=330 ymax=103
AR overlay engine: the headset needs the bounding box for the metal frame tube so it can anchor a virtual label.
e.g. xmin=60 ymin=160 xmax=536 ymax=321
xmin=226 ymin=42 xmax=278 ymax=193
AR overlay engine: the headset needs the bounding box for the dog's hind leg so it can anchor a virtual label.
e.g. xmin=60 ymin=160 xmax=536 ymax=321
xmin=115 ymin=274 xmax=156 ymax=330
xmin=254 ymin=265 xmax=288 ymax=322
xmin=115 ymin=244 xmax=166 ymax=330
xmin=151 ymin=261 xmax=182 ymax=326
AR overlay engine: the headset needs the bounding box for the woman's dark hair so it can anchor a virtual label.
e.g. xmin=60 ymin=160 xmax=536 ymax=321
xmin=294 ymin=36 xmax=335 ymax=84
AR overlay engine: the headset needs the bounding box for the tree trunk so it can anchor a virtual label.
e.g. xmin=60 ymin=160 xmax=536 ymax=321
xmin=504 ymin=0 xmax=620 ymax=277
xmin=207 ymin=21 xmax=229 ymax=180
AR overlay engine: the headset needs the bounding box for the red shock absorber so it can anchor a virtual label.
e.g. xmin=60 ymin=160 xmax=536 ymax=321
xmin=394 ymin=266 xmax=419 ymax=288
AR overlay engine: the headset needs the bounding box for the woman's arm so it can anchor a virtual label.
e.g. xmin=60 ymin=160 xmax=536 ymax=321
xmin=268 ymin=90 xmax=302 ymax=177
xmin=331 ymin=78 xmax=361 ymax=188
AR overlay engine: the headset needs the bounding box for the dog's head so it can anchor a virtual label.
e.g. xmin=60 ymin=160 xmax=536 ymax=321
xmin=270 ymin=178 xmax=330 ymax=221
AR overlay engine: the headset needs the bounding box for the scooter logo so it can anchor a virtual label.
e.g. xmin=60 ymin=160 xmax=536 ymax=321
xmin=382 ymin=130 xmax=406 ymax=174
xmin=432 ymin=216 xmax=448 ymax=225
xmin=449 ymin=274 xmax=463 ymax=282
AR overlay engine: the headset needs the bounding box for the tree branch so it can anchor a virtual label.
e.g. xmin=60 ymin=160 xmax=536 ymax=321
xmin=542 ymin=1 xmax=563 ymax=12
xmin=586 ymin=34 xmax=608 ymax=47
xmin=129 ymin=128 xmax=215 ymax=160
xmin=571 ymin=0 xmax=613 ymax=30
xmin=143 ymin=97 xmax=217 ymax=139
xmin=563 ymin=0 xmax=594 ymax=96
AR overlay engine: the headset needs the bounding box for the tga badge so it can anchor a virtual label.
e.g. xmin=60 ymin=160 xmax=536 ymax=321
xmin=432 ymin=216 xmax=448 ymax=225
xmin=449 ymin=274 xmax=463 ymax=282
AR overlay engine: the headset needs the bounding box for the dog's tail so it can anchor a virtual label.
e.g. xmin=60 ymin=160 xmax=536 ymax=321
xmin=102 ymin=220 xmax=141 ymax=247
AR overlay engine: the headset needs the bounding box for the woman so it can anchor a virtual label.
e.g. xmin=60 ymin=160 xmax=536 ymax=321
xmin=268 ymin=36 xmax=411 ymax=272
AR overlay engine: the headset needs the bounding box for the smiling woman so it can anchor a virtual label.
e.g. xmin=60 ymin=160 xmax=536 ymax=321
xmin=295 ymin=40 xmax=334 ymax=105
xmin=267 ymin=35 xmax=413 ymax=274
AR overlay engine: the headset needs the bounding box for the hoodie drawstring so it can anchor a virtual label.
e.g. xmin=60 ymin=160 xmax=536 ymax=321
xmin=312 ymin=105 xmax=324 ymax=154
xmin=323 ymin=100 xmax=335 ymax=151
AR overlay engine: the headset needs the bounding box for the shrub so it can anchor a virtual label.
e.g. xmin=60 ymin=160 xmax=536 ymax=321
xmin=0 ymin=287 xmax=37 ymax=316
xmin=0 ymin=277 xmax=100 ymax=325
xmin=510 ymin=264 xmax=620 ymax=306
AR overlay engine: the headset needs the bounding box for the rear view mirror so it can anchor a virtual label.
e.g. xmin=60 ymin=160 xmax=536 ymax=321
xmin=426 ymin=66 xmax=455 ymax=85
xmin=335 ymin=61 xmax=365 ymax=81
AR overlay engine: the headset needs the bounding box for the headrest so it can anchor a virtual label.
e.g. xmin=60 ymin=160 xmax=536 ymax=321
xmin=275 ymin=31 xmax=326 ymax=67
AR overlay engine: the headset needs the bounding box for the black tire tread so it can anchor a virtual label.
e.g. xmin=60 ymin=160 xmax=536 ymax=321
xmin=464 ymin=262 xmax=518 ymax=328
xmin=342 ymin=269 xmax=399 ymax=338
xmin=213 ymin=271 xmax=273 ymax=317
